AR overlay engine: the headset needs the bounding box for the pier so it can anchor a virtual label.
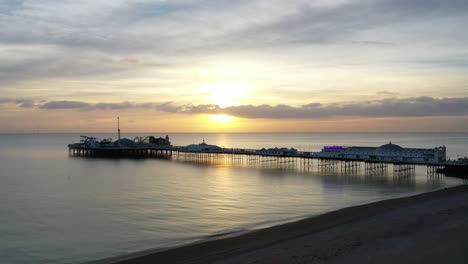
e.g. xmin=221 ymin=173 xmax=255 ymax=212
xmin=68 ymin=135 xmax=468 ymax=177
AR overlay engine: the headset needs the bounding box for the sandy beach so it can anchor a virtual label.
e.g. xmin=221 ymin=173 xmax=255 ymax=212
xmin=100 ymin=184 xmax=468 ymax=264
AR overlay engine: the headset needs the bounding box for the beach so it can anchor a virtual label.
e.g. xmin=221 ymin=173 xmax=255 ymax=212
xmin=102 ymin=184 xmax=468 ymax=264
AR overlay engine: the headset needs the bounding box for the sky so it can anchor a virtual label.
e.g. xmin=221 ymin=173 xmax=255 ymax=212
xmin=0 ymin=0 xmax=467 ymax=133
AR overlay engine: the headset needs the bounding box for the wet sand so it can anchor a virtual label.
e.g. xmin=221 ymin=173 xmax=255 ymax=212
xmin=99 ymin=184 xmax=468 ymax=264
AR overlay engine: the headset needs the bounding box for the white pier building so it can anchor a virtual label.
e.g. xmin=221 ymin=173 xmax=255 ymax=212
xmin=184 ymin=140 xmax=222 ymax=152
xmin=317 ymin=142 xmax=446 ymax=164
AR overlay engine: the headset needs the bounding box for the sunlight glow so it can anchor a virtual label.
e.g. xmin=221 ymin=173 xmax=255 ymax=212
xmin=209 ymin=114 xmax=235 ymax=123
xmin=201 ymin=83 xmax=250 ymax=107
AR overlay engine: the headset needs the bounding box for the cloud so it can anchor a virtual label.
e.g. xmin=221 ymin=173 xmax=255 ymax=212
xmin=37 ymin=100 xmax=221 ymax=112
xmin=204 ymin=0 xmax=468 ymax=49
xmin=144 ymin=97 xmax=468 ymax=119
xmin=0 ymin=97 xmax=35 ymax=108
xmin=17 ymin=99 xmax=35 ymax=108
xmin=377 ymin=91 xmax=400 ymax=97
xmin=94 ymin=102 xmax=135 ymax=110
xmin=1 ymin=0 xmax=468 ymax=85
xmin=40 ymin=101 xmax=91 ymax=109
xmin=3 ymin=0 xmax=467 ymax=49
xmin=39 ymin=101 xmax=139 ymax=110
xmin=5 ymin=96 xmax=466 ymax=119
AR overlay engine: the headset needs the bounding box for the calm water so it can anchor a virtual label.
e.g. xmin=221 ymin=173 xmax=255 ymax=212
xmin=1 ymin=133 xmax=467 ymax=264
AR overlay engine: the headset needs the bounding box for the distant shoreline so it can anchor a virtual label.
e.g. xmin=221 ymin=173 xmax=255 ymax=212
xmin=93 ymin=184 xmax=468 ymax=264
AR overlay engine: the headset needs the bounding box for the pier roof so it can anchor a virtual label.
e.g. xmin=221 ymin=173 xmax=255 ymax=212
xmin=377 ymin=142 xmax=404 ymax=152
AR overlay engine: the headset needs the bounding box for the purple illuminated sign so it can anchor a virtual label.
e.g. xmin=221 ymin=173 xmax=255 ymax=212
xmin=324 ymin=146 xmax=344 ymax=150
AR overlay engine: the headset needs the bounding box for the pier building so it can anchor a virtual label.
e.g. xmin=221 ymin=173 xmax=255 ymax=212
xmin=317 ymin=142 xmax=446 ymax=164
xmin=68 ymin=135 xmax=173 ymax=157
xmin=256 ymin=147 xmax=298 ymax=156
xmin=183 ymin=140 xmax=222 ymax=152
xmin=134 ymin=135 xmax=171 ymax=145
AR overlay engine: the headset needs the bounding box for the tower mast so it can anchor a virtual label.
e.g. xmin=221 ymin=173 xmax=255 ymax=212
xmin=118 ymin=117 xmax=121 ymax=140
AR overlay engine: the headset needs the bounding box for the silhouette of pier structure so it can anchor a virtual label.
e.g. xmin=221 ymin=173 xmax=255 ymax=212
xmin=66 ymin=135 xmax=467 ymax=178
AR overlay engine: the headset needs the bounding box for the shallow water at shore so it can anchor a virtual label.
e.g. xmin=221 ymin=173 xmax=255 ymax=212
xmin=1 ymin=133 xmax=466 ymax=263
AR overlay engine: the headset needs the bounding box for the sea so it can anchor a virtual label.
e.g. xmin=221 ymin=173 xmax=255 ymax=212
xmin=1 ymin=132 xmax=467 ymax=264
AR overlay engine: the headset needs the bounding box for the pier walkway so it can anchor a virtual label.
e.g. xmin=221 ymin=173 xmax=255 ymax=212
xmin=68 ymin=142 xmax=464 ymax=177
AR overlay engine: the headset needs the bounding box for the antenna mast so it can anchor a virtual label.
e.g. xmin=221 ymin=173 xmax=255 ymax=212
xmin=118 ymin=116 xmax=121 ymax=140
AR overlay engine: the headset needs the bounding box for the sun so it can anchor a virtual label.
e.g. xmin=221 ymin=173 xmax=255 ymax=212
xmin=209 ymin=114 xmax=235 ymax=123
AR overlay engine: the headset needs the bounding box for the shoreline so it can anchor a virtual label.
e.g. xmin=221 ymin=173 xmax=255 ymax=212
xmin=93 ymin=184 xmax=468 ymax=264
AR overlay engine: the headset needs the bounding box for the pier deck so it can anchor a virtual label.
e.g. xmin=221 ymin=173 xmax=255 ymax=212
xmin=68 ymin=144 xmax=468 ymax=177
xmin=67 ymin=133 xmax=468 ymax=177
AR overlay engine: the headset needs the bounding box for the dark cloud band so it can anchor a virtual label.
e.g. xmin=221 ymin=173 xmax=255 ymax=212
xmin=2 ymin=96 xmax=467 ymax=119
